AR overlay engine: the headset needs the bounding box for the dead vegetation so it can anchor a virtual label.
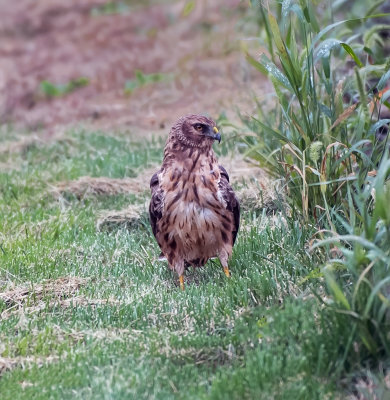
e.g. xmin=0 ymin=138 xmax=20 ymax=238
xmin=218 ymin=155 xmax=285 ymax=214
xmin=236 ymin=180 xmax=285 ymax=214
xmin=53 ymin=168 xmax=158 ymax=199
xmin=0 ymin=131 xmax=74 ymax=155
xmin=0 ymin=355 xmax=60 ymax=376
xmin=0 ymin=276 xmax=88 ymax=307
xmin=163 ymin=346 xmax=238 ymax=369
xmin=218 ymin=155 xmax=266 ymax=184
xmin=96 ymin=204 xmax=148 ymax=232
xmin=0 ymin=135 xmax=43 ymax=155
xmin=0 ymin=294 xmax=124 ymax=321
xmin=52 ymin=163 xmax=159 ymax=200
xmin=0 ymin=276 xmax=89 ymax=319
xmin=54 ymin=176 xmax=143 ymax=199
xmin=0 ymin=275 xmax=152 ymax=321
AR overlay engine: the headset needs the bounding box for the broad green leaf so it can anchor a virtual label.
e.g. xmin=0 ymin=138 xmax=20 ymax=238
xmin=364 ymin=276 xmax=390 ymax=319
xmin=314 ymin=39 xmax=341 ymax=62
xmin=181 ymin=1 xmax=195 ymax=17
xmin=366 ymin=0 xmax=387 ymax=17
xmin=369 ymin=119 xmax=390 ymax=134
xmin=324 ymin=269 xmax=351 ymax=310
xmin=310 ymin=14 xmax=390 ymax=54
xmin=307 ymin=2 xmax=320 ymax=33
xmin=378 ymin=69 xmax=390 ymax=90
xmin=290 ymin=4 xmax=305 ymax=24
xmin=250 ymin=116 xmax=289 ymax=143
xmin=380 ymin=90 xmax=390 ymax=104
xmin=259 ymin=54 xmax=294 ymax=92
xmin=363 ymin=24 xmax=390 ymax=44
xmin=313 ymin=235 xmax=389 ymax=263
xmin=268 ymin=12 xmax=288 ymax=60
xmin=281 ymin=0 xmax=293 ymax=20
xmin=340 ymin=43 xmax=363 ymax=67
xmin=245 ymin=53 xmax=268 ymax=76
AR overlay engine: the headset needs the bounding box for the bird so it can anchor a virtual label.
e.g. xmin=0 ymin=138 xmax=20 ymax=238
xmin=149 ymin=114 xmax=240 ymax=290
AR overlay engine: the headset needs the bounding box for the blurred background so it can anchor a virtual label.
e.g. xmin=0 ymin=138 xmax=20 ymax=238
xmin=0 ymin=0 xmax=267 ymax=136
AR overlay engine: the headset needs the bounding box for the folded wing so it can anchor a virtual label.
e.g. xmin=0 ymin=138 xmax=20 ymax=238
xmin=149 ymin=170 xmax=164 ymax=246
xmin=218 ymin=165 xmax=240 ymax=245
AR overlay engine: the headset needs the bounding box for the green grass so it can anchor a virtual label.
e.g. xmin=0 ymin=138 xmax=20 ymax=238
xmin=0 ymin=128 xmax=355 ymax=399
xmin=40 ymin=78 xmax=89 ymax=99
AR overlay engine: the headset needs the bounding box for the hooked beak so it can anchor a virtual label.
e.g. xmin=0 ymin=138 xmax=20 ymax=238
xmin=211 ymin=126 xmax=221 ymax=143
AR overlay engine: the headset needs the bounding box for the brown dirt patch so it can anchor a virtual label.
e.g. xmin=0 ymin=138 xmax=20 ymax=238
xmin=0 ymin=0 xmax=268 ymax=136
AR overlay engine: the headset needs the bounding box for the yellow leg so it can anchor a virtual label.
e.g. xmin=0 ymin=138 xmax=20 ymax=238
xmin=179 ymin=275 xmax=185 ymax=291
xmin=223 ymin=266 xmax=230 ymax=277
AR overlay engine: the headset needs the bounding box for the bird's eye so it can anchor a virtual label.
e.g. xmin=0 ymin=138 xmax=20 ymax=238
xmin=195 ymin=124 xmax=203 ymax=132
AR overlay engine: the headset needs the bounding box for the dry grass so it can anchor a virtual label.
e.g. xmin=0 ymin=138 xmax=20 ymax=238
xmin=0 ymin=135 xmax=43 ymax=155
xmin=0 ymin=295 xmax=125 ymax=321
xmin=54 ymin=176 xmax=145 ymax=199
xmin=53 ymin=166 xmax=158 ymax=199
xmin=0 ymin=276 xmax=160 ymax=321
xmin=236 ymin=182 xmax=284 ymax=214
xmin=0 ymin=132 xmax=74 ymax=155
xmin=218 ymin=155 xmax=266 ymax=183
xmin=0 ymin=277 xmax=89 ymax=319
xmin=218 ymin=155 xmax=284 ymax=213
xmin=96 ymin=203 xmax=148 ymax=232
xmin=0 ymin=355 xmax=60 ymax=376
xmin=0 ymin=276 xmax=88 ymax=306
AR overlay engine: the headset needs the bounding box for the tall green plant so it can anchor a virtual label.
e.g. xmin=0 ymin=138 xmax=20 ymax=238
xmin=245 ymin=0 xmax=390 ymax=375
xmin=245 ymin=0 xmax=389 ymax=222
xmin=312 ymin=156 xmax=390 ymax=370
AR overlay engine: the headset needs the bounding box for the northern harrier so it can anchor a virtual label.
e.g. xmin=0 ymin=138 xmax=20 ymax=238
xmin=149 ymin=115 xmax=240 ymax=290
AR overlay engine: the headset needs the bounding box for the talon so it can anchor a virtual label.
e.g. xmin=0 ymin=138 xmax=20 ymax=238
xmin=223 ymin=267 xmax=230 ymax=277
xmin=179 ymin=275 xmax=185 ymax=290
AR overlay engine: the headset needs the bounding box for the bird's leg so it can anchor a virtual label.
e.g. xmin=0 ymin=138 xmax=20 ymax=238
xmin=175 ymin=261 xmax=185 ymax=290
xmin=179 ymin=275 xmax=185 ymax=291
xmin=219 ymin=250 xmax=231 ymax=278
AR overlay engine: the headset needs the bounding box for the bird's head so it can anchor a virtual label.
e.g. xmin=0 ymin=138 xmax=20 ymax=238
xmin=170 ymin=114 xmax=221 ymax=150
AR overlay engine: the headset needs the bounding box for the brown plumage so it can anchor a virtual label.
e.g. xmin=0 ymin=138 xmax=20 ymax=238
xmin=149 ymin=115 xmax=240 ymax=289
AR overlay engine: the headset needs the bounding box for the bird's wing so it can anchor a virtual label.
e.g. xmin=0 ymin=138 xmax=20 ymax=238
xmin=149 ymin=170 xmax=164 ymax=245
xmin=218 ymin=165 xmax=240 ymax=245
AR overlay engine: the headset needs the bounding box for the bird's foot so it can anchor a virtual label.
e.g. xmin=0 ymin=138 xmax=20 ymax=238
xmin=223 ymin=267 xmax=230 ymax=277
xmin=179 ymin=275 xmax=185 ymax=291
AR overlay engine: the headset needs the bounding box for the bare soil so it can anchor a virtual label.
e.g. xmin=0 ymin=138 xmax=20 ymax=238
xmin=0 ymin=0 xmax=268 ymax=137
